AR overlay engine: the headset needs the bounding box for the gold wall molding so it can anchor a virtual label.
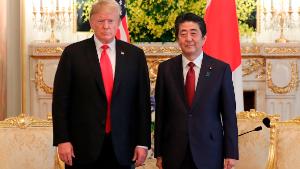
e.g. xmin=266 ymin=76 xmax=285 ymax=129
xmin=31 ymin=55 xmax=60 ymax=59
xmin=237 ymin=109 xmax=280 ymax=121
xmin=137 ymin=43 xmax=181 ymax=56
xmin=264 ymin=47 xmax=300 ymax=55
xmin=30 ymin=42 xmax=300 ymax=57
xmin=0 ymin=113 xmax=52 ymax=128
xmin=33 ymin=47 xmax=63 ymax=56
xmin=266 ymin=62 xmax=299 ymax=94
xmin=241 ymin=45 xmax=261 ymax=54
xmin=287 ymin=117 xmax=300 ymax=123
xmin=242 ymin=58 xmax=265 ymax=78
xmin=35 ymin=62 xmax=53 ymax=94
xmin=138 ymin=43 xmax=300 ymax=56
xmin=29 ymin=42 xmax=67 ymax=57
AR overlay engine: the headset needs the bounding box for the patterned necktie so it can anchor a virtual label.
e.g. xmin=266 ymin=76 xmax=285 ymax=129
xmin=185 ymin=62 xmax=195 ymax=108
xmin=100 ymin=45 xmax=113 ymax=133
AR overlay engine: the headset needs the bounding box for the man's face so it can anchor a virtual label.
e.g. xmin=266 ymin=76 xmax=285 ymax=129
xmin=90 ymin=8 xmax=120 ymax=44
xmin=177 ymin=21 xmax=206 ymax=60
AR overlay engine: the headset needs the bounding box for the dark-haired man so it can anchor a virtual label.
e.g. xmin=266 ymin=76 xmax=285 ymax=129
xmin=154 ymin=13 xmax=238 ymax=169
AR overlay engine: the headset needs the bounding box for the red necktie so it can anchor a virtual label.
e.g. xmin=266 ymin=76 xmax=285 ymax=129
xmin=185 ymin=62 xmax=195 ymax=108
xmin=100 ymin=45 xmax=113 ymax=133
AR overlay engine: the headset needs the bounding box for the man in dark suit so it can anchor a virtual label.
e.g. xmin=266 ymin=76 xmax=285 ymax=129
xmin=154 ymin=13 xmax=239 ymax=169
xmin=52 ymin=0 xmax=151 ymax=169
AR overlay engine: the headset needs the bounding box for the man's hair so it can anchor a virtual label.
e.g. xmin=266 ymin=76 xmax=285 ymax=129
xmin=89 ymin=0 xmax=121 ymax=19
xmin=175 ymin=13 xmax=206 ymax=38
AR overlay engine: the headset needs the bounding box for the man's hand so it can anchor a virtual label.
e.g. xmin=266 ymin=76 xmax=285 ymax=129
xmin=156 ymin=157 xmax=163 ymax=169
xmin=58 ymin=142 xmax=75 ymax=166
xmin=224 ymin=158 xmax=236 ymax=169
xmin=132 ymin=147 xmax=148 ymax=167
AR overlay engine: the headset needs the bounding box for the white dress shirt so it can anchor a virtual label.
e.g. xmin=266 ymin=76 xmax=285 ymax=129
xmin=94 ymin=36 xmax=116 ymax=78
xmin=182 ymin=52 xmax=204 ymax=90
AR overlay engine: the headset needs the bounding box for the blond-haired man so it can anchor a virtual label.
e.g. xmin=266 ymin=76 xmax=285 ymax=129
xmin=52 ymin=1 xmax=151 ymax=168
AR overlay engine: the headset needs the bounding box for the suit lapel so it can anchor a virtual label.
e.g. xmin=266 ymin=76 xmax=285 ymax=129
xmin=112 ymin=40 xmax=123 ymax=96
xmin=190 ymin=54 xmax=213 ymax=110
xmin=173 ymin=55 xmax=187 ymax=108
xmin=86 ymin=37 xmax=106 ymax=96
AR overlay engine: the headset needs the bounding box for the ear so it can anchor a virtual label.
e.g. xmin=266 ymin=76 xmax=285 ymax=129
xmin=89 ymin=16 xmax=95 ymax=31
xmin=202 ymin=35 xmax=207 ymax=43
xmin=202 ymin=35 xmax=207 ymax=46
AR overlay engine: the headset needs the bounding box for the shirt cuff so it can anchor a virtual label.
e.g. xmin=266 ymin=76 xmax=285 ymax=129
xmin=136 ymin=145 xmax=148 ymax=149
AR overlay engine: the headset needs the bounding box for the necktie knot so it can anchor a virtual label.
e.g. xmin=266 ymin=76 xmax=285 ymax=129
xmin=101 ymin=45 xmax=109 ymax=50
xmin=188 ymin=62 xmax=195 ymax=68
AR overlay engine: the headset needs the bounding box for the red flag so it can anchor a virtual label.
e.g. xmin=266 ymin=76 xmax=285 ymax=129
xmin=203 ymin=0 xmax=244 ymax=112
xmin=115 ymin=0 xmax=130 ymax=42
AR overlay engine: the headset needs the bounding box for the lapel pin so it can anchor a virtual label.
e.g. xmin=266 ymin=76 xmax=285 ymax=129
xmin=121 ymin=51 xmax=125 ymax=55
xmin=205 ymin=72 xmax=211 ymax=77
xmin=205 ymin=66 xmax=212 ymax=77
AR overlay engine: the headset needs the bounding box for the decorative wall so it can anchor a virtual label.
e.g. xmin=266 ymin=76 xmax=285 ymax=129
xmin=29 ymin=42 xmax=300 ymax=120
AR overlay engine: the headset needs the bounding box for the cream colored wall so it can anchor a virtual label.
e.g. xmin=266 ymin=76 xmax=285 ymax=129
xmin=0 ymin=0 xmax=7 ymax=120
xmin=6 ymin=0 xmax=21 ymax=117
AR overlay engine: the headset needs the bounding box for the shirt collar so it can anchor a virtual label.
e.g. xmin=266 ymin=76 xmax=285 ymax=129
xmin=94 ymin=36 xmax=116 ymax=50
xmin=182 ymin=52 xmax=203 ymax=68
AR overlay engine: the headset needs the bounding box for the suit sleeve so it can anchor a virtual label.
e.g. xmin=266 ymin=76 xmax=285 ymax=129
xmin=52 ymin=47 xmax=72 ymax=146
xmin=154 ymin=63 xmax=165 ymax=157
xmin=136 ymin=49 xmax=151 ymax=148
xmin=221 ymin=64 xmax=239 ymax=159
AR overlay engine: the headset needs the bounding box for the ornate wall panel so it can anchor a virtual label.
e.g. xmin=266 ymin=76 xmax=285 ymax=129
xmin=29 ymin=43 xmax=63 ymax=119
xmin=29 ymin=42 xmax=300 ymax=120
xmin=264 ymin=59 xmax=299 ymax=120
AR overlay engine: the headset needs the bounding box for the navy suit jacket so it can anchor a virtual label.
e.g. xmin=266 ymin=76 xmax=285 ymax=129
xmin=154 ymin=53 xmax=239 ymax=169
xmin=52 ymin=37 xmax=151 ymax=165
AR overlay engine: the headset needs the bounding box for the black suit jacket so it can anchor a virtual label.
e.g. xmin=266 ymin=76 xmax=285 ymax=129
xmin=154 ymin=54 xmax=239 ymax=169
xmin=52 ymin=37 xmax=151 ymax=165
